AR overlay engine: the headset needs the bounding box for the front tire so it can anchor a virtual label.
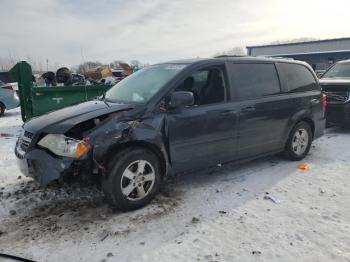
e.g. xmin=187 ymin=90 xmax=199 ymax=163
xmin=285 ymin=121 xmax=312 ymax=161
xmin=0 ymin=103 xmax=5 ymax=117
xmin=102 ymin=148 xmax=162 ymax=211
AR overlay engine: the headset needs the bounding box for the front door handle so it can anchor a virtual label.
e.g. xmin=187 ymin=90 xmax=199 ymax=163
xmin=241 ymin=106 xmax=256 ymax=113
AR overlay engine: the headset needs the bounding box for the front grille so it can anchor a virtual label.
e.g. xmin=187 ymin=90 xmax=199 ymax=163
xmin=21 ymin=131 xmax=33 ymax=151
xmin=20 ymin=138 xmax=31 ymax=151
xmin=16 ymin=130 xmax=34 ymax=156
xmin=24 ymin=131 xmax=34 ymax=140
xmin=325 ymin=91 xmax=349 ymax=104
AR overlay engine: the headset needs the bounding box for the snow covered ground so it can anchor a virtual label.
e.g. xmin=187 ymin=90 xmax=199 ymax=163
xmin=0 ymin=108 xmax=349 ymax=262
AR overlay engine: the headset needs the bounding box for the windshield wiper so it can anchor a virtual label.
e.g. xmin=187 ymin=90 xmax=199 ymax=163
xmin=98 ymin=93 xmax=110 ymax=107
xmin=99 ymin=93 xmax=106 ymax=100
xmin=104 ymin=97 xmax=128 ymax=104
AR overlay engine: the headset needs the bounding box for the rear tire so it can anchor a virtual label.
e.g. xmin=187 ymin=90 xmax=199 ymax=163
xmin=0 ymin=103 xmax=5 ymax=117
xmin=285 ymin=121 xmax=312 ymax=161
xmin=102 ymin=147 xmax=162 ymax=211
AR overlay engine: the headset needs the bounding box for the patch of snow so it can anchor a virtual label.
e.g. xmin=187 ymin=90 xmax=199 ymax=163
xmin=0 ymin=108 xmax=349 ymax=261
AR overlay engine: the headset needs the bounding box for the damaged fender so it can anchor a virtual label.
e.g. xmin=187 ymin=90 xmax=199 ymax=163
xmin=90 ymin=113 xmax=170 ymax=176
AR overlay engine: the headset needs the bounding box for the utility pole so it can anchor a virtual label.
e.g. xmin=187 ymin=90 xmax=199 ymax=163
xmin=46 ymin=58 xmax=49 ymax=72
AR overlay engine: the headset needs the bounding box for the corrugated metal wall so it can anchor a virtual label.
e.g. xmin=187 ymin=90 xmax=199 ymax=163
xmin=248 ymin=38 xmax=350 ymax=56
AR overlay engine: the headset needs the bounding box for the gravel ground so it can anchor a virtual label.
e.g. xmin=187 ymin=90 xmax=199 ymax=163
xmin=0 ymin=108 xmax=349 ymax=262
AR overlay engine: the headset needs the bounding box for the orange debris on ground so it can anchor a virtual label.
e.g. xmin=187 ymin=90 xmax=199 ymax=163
xmin=298 ymin=163 xmax=310 ymax=170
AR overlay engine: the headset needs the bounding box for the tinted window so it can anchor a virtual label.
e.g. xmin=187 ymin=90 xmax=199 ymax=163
xmin=228 ymin=63 xmax=280 ymax=100
xmin=277 ymin=63 xmax=317 ymax=92
xmin=112 ymin=71 xmax=123 ymax=77
xmin=175 ymin=67 xmax=226 ymax=105
xmin=322 ymin=62 xmax=350 ymax=78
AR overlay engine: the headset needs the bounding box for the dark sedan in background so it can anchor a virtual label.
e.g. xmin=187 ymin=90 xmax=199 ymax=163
xmin=320 ymin=59 xmax=350 ymax=127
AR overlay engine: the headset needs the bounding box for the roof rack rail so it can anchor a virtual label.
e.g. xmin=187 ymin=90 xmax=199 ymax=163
xmin=214 ymin=55 xmax=247 ymax=58
xmin=267 ymin=56 xmax=294 ymax=60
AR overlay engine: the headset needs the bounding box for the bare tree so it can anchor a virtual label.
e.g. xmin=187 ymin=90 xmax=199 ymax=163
xmin=130 ymin=60 xmax=142 ymax=68
xmin=109 ymin=60 xmax=126 ymax=69
xmin=269 ymin=37 xmax=319 ymax=45
xmin=75 ymin=61 xmax=103 ymax=75
xmin=0 ymin=51 xmax=19 ymax=71
xmin=0 ymin=57 xmax=12 ymax=71
xmin=0 ymin=54 xmax=62 ymax=72
xmin=213 ymin=46 xmax=246 ymax=57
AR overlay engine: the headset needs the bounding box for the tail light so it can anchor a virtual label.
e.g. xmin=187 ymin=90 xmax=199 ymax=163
xmin=2 ymin=85 xmax=13 ymax=91
xmin=322 ymin=92 xmax=327 ymax=113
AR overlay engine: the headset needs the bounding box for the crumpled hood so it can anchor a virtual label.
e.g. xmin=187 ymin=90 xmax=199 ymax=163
xmin=24 ymin=100 xmax=134 ymax=134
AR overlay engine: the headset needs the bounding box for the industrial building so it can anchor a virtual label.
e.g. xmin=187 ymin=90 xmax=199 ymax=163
xmin=246 ymin=37 xmax=350 ymax=71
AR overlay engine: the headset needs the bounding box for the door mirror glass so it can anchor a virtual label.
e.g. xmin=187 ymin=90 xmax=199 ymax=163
xmin=169 ymin=91 xmax=194 ymax=108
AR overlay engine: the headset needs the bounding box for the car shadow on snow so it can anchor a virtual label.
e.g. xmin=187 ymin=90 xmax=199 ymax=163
xmin=0 ymin=152 xmax=300 ymax=244
xmin=0 ymin=176 xmax=182 ymax=242
xmin=324 ymin=126 xmax=350 ymax=136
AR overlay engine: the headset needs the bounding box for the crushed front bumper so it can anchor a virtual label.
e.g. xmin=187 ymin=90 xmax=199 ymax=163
xmin=15 ymin=147 xmax=74 ymax=186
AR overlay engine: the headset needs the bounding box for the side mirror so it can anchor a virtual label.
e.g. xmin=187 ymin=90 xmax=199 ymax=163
xmin=169 ymin=91 xmax=194 ymax=109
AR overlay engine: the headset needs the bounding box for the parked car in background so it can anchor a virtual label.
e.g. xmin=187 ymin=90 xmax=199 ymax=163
xmin=15 ymin=57 xmax=325 ymax=211
xmin=71 ymin=73 xmax=86 ymax=85
xmin=320 ymin=59 xmax=350 ymax=127
xmin=315 ymin=69 xmax=326 ymax=78
xmin=0 ymin=72 xmax=19 ymax=91
xmin=0 ymin=80 xmax=20 ymax=116
xmin=111 ymin=68 xmax=125 ymax=82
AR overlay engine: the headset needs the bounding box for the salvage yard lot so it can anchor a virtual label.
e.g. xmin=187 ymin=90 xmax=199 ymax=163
xmin=0 ymin=108 xmax=349 ymax=262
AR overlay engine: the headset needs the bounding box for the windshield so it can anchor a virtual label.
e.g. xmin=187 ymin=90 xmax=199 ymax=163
xmin=322 ymin=62 xmax=350 ymax=78
xmin=105 ymin=64 xmax=187 ymax=103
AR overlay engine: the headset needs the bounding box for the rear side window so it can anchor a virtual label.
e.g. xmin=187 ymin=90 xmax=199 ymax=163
xmin=228 ymin=63 xmax=281 ymax=100
xmin=277 ymin=63 xmax=318 ymax=92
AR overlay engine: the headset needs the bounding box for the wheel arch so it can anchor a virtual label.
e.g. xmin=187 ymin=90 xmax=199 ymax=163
xmin=285 ymin=117 xmax=315 ymax=149
xmin=104 ymin=140 xmax=168 ymax=178
xmin=299 ymin=117 xmax=315 ymax=139
xmin=284 ymin=109 xmax=315 ymax=142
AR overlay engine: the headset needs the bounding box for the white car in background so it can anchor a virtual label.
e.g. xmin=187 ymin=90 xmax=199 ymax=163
xmin=0 ymin=80 xmax=20 ymax=116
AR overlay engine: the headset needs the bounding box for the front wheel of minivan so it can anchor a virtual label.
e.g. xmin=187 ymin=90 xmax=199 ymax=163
xmin=285 ymin=121 xmax=312 ymax=161
xmin=102 ymin=147 xmax=162 ymax=211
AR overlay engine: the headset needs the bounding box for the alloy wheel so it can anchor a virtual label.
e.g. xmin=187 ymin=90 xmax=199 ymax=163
xmin=120 ymin=160 xmax=156 ymax=201
xmin=291 ymin=128 xmax=309 ymax=156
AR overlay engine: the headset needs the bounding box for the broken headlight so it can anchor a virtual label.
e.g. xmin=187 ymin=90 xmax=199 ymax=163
xmin=37 ymin=134 xmax=90 ymax=158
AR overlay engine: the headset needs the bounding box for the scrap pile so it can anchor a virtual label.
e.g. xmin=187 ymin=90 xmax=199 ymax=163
xmin=35 ymin=63 xmax=133 ymax=87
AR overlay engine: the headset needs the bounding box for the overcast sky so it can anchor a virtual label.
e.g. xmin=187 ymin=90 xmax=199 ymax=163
xmin=1 ymin=0 xmax=349 ymax=68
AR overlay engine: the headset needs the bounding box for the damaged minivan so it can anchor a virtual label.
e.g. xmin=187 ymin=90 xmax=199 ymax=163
xmin=15 ymin=57 xmax=325 ymax=210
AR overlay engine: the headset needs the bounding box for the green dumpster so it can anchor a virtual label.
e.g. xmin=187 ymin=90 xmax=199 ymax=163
xmin=9 ymin=61 xmax=112 ymax=122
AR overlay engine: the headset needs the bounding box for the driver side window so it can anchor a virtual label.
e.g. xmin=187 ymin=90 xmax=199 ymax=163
xmin=175 ymin=67 xmax=227 ymax=106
